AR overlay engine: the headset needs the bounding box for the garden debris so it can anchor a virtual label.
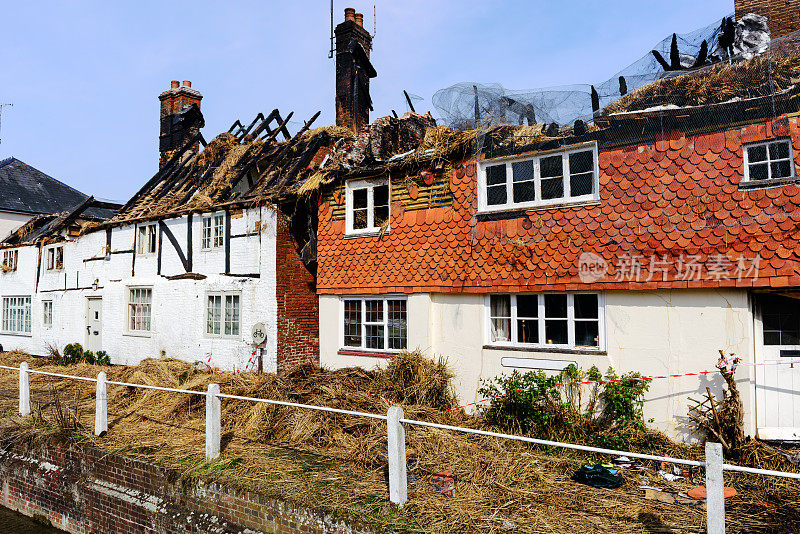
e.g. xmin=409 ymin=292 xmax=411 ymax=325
xmin=687 ymin=486 xmax=738 ymax=500
xmin=572 ymin=465 xmax=624 ymax=489
xmin=428 ymin=469 xmax=455 ymax=497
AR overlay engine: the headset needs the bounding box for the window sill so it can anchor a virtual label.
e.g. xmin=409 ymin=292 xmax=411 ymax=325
xmin=344 ymin=230 xmax=388 ymax=239
xmin=0 ymin=332 xmax=33 ymax=338
xmin=738 ymin=176 xmax=799 ymax=190
xmin=337 ymin=349 xmax=398 ymax=358
xmin=483 ymin=344 xmax=607 ymax=356
xmin=477 ymin=199 xmax=601 ymax=220
xmin=123 ymin=331 xmax=152 ymax=338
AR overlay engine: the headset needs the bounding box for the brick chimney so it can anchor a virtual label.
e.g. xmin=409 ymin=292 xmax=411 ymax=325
xmin=158 ymin=80 xmax=205 ymax=168
xmin=335 ymin=8 xmax=377 ymax=134
xmin=735 ymin=0 xmax=800 ymax=38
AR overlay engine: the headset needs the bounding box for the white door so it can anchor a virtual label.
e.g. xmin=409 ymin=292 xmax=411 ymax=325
xmin=754 ymin=294 xmax=800 ymax=440
xmin=86 ymin=298 xmax=103 ymax=353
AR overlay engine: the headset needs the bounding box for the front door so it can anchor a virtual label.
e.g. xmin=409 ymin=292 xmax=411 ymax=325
xmin=86 ymin=298 xmax=103 ymax=353
xmin=754 ymin=293 xmax=800 ymax=440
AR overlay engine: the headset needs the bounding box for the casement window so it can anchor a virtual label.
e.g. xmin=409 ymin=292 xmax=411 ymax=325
xmin=2 ymin=296 xmax=31 ymax=334
xmin=342 ymin=297 xmax=407 ymax=351
xmin=1 ymin=250 xmax=17 ymax=272
xmin=127 ymin=287 xmax=152 ymax=332
xmin=136 ymin=223 xmax=157 ymax=255
xmin=487 ymin=293 xmax=603 ymax=349
xmin=42 ymin=300 xmax=53 ymax=328
xmin=478 ymin=144 xmax=598 ymax=211
xmin=201 ymin=214 xmax=225 ymax=250
xmin=45 ymin=245 xmax=64 ymax=271
xmin=345 ymin=179 xmax=390 ymax=235
xmin=206 ymin=293 xmax=240 ymax=337
xmin=744 ymin=139 xmax=794 ymax=182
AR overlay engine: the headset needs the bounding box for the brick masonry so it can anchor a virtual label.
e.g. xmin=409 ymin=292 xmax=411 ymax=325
xmin=275 ymin=211 xmax=320 ymax=372
xmin=0 ymin=440 xmax=372 ymax=534
xmin=735 ymin=0 xmax=800 ymax=38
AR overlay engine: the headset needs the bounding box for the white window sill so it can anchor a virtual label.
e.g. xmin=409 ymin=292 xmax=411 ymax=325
xmin=739 ymin=176 xmax=798 ymax=190
xmin=479 ymin=198 xmax=601 ymax=216
xmin=205 ymin=335 xmax=242 ymax=340
xmin=123 ymin=331 xmax=152 ymax=338
xmin=338 ymin=348 xmax=401 ymax=358
xmin=344 ymin=229 xmax=388 ymax=239
xmin=0 ymin=332 xmax=33 ymax=338
xmin=484 ymin=344 xmax=607 ymax=356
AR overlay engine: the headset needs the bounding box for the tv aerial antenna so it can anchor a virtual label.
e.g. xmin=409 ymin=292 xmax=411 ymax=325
xmin=0 ymin=103 xmax=12 ymax=145
xmin=328 ymin=2 xmax=377 ymax=58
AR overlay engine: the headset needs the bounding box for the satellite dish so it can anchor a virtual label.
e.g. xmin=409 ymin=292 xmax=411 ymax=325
xmin=252 ymin=322 xmax=267 ymax=345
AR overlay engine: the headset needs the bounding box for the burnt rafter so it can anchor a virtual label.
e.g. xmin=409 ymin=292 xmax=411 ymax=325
xmin=228 ymin=109 xmax=292 ymax=142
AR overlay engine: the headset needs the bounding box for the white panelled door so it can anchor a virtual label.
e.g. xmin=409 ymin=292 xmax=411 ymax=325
xmin=86 ymin=298 xmax=103 ymax=353
xmin=755 ymin=294 xmax=800 ymax=441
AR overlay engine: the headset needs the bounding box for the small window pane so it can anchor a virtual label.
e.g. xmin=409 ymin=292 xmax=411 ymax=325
xmin=487 ymin=184 xmax=507 ymax=205
xmin=490 ymin=295 xmax=511 ymax=342
xmin=544 ymin=294 xmax=567 ymax=318
xmin=569 ymin=151 xmax=593 ymax=174
xmin=570 ymin=172 xmax=593 ymax=197
xmin=575 ymin=321 xmax=599 ymax=347
xmin=769 ymin=141 xmax=789 ymax=160
xmin=374 ymin=206 xmax=389 ymax=227
xmin=516 ymin=295 xmax=538 ymax=318
xmin=344 ymin=300 xmax=362 ymax=347
xmin=365 ymin=324 xmax=384 ymax=349
xmin=517 ymin=319 xmax=539 ymax=344
xmin=771 ymin=160 xmax=791 ymax=179
xmin=749 ymin=163 xmax=768 ymax=181
xmin=545 ymin=320 xmax=568 ymax=345
xmin=540 ymin=155 xmax=563 ymax=178
xmin=748 ymin=145 xmax=767 ymax=163
xmin=353 ymin=188 xmax=368 ymax=210
xmin=574 ymin=294 xmax=598 ymax=319
xmin=374 ymin=184 xmax=389 ymax=207
xmin=512 ymin=160 xmax=536 ymax=203
xmin=387 ymin=300 xmax=407 ymax=350
xmin=486 ymin=165 xmax=507 ymax=185
xmin=365 ymin=300 xmax=383 ymax=323
xmin=541 ymin=177 xmax=564 ymax=200
xmin=353 ymin=209 xmax=368 ymax=229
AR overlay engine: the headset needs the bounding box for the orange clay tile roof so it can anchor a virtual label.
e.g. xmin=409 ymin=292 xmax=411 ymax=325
xmin=317 ymin=116 xmax=800 ymax=294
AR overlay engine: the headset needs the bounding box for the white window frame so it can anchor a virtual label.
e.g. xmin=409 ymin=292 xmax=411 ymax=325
xmin=136 ymin=223 xmax=158 ymax=256
xmin=743 ymin=139 xmax=795 ymax=182
xmin=126 ymin=286 xmax=153 ymax=334
xmin=45 ymin=245 xmax=64 ymax=271
xmin=340 ymin=296 xmax=408 ymax=352
xmin=205 ymin=292 xmax=241 ymax=338
xmin=484 ymin=293 xmax=605 ymax=350
xmin=201 ymin=214 xmax=225 ymax=250
xmin=42 ymin=300 xmax=53 ymax=328
xmin=1 ymin=296 xmax=32 ymax=335
xmin=1 ymin=249 xmax=18 ymax=272
xmin=345 ymin=178 xmax=391 ymax=236
xmin=477 ymin=142 xmax=599 ymax=212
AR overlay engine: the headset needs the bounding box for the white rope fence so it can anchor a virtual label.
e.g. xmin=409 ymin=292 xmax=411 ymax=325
xmin=2 ymin=361 xmax=799 ymax=534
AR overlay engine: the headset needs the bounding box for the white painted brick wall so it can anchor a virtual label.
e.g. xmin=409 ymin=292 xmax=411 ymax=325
xmin=0 ymin=206 xmax=279 ymax=372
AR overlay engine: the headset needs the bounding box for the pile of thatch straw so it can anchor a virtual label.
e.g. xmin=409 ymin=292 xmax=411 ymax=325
xmin=0 ymin=350 xmax=799 ymax=533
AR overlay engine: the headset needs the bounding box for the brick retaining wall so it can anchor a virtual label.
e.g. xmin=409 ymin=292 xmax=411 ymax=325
xmin=0 ymin=441 xmax=372 ymax=534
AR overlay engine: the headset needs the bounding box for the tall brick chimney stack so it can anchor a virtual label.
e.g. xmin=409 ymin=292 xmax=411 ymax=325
xmin=735 ymin=0 xmax=800 ymax=38
xmin=335 ymin=7 xmax=377 ymax=134
xmin=158 ymin=80 xmax=204 ymax=168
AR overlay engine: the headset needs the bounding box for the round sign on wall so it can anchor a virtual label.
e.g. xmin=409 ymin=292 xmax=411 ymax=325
xmin=252 ymin=322 xmax=267 ymax=345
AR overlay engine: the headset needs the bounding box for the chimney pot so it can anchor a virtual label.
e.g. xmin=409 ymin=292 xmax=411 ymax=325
xmin=170 ymin=80 xmax=180 ymax=89
xmin=354 ymin=13 xmax=364 ymax=27
xmin=182 ymin=80 xmax=192 ymax=88
xmin=344 ymin=7 xmax=356 ymax=22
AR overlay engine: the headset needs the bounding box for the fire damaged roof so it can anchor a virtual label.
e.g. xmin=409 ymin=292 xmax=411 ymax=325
xmin=0 ymin=157 xmax=116 ymax=219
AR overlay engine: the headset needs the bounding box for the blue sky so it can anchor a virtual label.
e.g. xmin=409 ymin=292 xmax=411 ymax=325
xmin=0 ymin=0 xmax=731 ymax=202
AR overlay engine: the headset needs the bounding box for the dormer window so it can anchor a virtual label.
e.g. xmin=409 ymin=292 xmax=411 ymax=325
xmin=45 ymin=245 xmax=63 ymax=271
xmin=201 ymin=214 xmax=225 ymax=250
xmin=136 ymin=223 xmax=157 ymax=255
xmin=478 ymin=143 xmax=598 ymax=212
xmin=345 ymin=178 xmax=390 ymax=235
xmin=744 ymin=139 xmax=794 ymax=182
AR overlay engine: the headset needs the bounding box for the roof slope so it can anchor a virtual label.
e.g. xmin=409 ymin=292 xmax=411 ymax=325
xmin=0 ymin=157 xmax=115 ymax=219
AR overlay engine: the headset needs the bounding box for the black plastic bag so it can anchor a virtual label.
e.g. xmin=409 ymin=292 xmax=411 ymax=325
xmin=572 ymin=465 xmax=624 ymax=489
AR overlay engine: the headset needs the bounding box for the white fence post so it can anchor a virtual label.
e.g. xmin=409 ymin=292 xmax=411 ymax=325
xmin=705 ymin=441 xmax=725 ymax=534
xmin=18 ymin=361 xmax=30 ymax=417
xmin=387 ymin=406 xmax=407 ymax=507
xmin=206 ymin=383 xmax=221 ymax=460
xmin=94 ymin=371 xmax=108 ymax=436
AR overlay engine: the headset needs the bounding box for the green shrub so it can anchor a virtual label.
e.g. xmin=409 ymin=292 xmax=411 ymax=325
xmin=62 ymin=343 xmax=84 ymax=365
xmin=59 ymin=344 xmax=110 ymax=366
xmin=95 ymin=351 xmax=110 ymax=366
xmin=479 ymin=365 xmax=653 ymax=448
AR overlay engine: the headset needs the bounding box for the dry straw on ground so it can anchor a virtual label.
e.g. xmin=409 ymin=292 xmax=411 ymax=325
xmin=0 ymin=350 xmax=798 ymax=533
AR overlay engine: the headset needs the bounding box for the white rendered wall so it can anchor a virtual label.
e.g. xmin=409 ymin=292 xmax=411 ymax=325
xmin=0 ymin=211 xmax=33 ymax=240
xmin=319 ymin=289 xmax=755 ymax=441
xmin=0 ymin=206 xmax=279 ymax=373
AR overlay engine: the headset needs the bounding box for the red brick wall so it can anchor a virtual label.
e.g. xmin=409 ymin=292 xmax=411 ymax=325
xmin=0 ymin=441 xmax=369 ymax=534
xmin=735 ymin=0 xmax=800 ymax=38
xmin=275 ymin=211 xmax=320 ymax=372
